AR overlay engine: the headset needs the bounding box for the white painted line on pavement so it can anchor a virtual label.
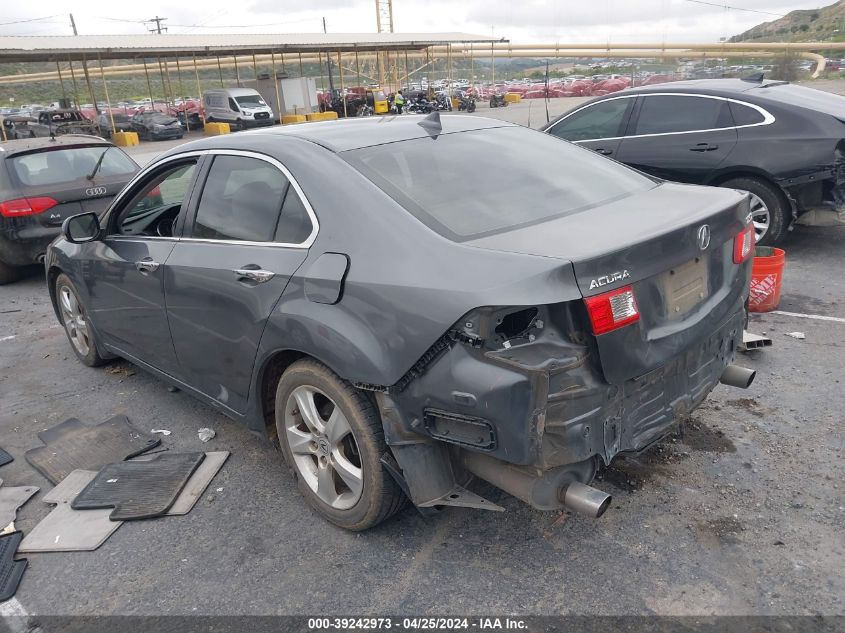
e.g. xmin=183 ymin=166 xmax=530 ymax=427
xmin=0 ymin=335 xmax=15 ymax=342
xmin=771 ymin=310 xmax=845 ymax=324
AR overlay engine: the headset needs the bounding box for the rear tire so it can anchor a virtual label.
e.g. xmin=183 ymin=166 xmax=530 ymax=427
xmin=275 ymin=359 xmax=405 ymax=531
xmin=720 ymin=176 xmax=789 ymax=246
xmin=0 ymin=260 xmax=22 ymax=285
xmin=54 ymin=273 xmax=108 ymax=367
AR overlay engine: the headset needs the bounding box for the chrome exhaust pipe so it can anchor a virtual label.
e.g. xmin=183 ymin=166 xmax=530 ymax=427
xmin=560 ymin=482 xmax=612 ymax=518
xmin=720 ymin=364 xmax=756 ymax=389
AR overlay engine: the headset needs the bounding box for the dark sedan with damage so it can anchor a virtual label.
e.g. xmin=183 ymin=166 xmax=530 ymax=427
xmin=46 ymin=115 xmax=756 ymax=530
xmin=543 ymin=77 xmax=845 ymax=245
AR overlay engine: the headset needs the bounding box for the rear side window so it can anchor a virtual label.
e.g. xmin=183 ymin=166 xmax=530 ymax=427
xmin=634 ymin=95 xmax=733 ymax=135
xmin=729 ymin=101 xmax=765 ymax=126
xmin=548 ymin=98 xmax=632 ymax=141
xmin=344 ymin=126 xmax=655 ymax=241
xmin=10 ymin=146 xmax=137 ymax=187
xmin=192 ymin=155 xmax=311 ymax=243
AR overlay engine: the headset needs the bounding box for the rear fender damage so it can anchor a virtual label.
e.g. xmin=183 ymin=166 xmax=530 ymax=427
xmin=784 ymin=142 xmax=845 ymax=226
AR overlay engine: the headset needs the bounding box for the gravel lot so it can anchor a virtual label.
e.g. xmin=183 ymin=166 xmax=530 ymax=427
xmin=0 ymin=96 xmax=843 ymax=619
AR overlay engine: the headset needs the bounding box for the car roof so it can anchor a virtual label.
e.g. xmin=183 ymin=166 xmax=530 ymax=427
xmin=171 ymin=114 xmax=516 ymax=154
xmin=0 ymin=135 xmax=109 ymax=156
xmin=610 ymin=77 xmax=788 ymax=97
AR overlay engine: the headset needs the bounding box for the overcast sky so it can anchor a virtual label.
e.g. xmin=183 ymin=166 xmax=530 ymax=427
xmin=0 ymin=1 xmax=831 ymax=44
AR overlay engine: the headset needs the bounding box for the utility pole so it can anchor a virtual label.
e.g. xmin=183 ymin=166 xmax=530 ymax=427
xmin=70 ymin=14 xmax=99 ymax=114
xmin=147 ymin=16 xmax=168 ymax=34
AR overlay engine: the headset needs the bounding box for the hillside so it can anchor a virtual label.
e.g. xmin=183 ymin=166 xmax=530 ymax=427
xmin=731 ymin=0 xmax=845 ymax=42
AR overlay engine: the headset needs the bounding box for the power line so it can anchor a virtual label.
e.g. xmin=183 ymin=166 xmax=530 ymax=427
xmin=684 ymin=0 xmax=787 ymax=18
xmin=165 ymin=17 xmax=320 ymax=28
xmin=0 ymin=14 xmax=60 ymax=26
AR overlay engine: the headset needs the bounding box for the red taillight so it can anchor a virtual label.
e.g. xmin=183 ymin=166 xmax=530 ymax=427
xmin=733 ymin=225 xmax=755 ymax=264
xmin=0 ymin=196 xmax=58 ymax=218
xmin=584 ymin=284 xmax=640 ymax=335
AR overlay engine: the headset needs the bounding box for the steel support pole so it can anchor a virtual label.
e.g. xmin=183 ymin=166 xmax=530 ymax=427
xmin=271 ymin=51 xmax=282 ymax=120
xmin=97 ymin=54 xmax=115 ymax=134
xmin=338 ymin=52 xmax=347 ymax=118
xmin=193 ymin=54 xmax=205 ymax=124
xmin=143 ymin=59 xmax=155 ymax=108
xmin=56 ymin=61 xmax=68 ymax=103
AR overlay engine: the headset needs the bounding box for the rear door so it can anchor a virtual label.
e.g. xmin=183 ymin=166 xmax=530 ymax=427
xmin=615 ymin=94 xmax=738 ymax=183
xmin=545 ymin=96 xmax=635 ymax=159
xmin=164 ymin=151 xmax=316 ymax=414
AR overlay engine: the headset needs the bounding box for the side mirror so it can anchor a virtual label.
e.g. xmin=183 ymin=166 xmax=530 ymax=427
xmin=62 ymin=212 xmax=101 ymax=244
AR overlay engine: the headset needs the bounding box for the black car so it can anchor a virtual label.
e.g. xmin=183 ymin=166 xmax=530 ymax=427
xmin=46 ymin=115 xmax=756 ymax=530
xmin=130 ymin=111 xmax=184 ymax=141
xmin=96 ymin=112 xmax=133 ymax=139
xmin=0 ymin=136 xmax=139 ymax=283
xmin=543 ymin=77 xmax=845 ymax=245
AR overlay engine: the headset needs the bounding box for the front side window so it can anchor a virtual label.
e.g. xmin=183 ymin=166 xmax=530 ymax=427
xmin=114 ymin=161 xmax=197 ymax=237
xmin=548 ymin=98 xmax=632 ymax=141
xmin=192 ymin=155 xmax=296 ymax=243
xmin=228 ymin=98 xmax=239 ymax=112
xmin=633 ymin=95 xmax=733 ymax=135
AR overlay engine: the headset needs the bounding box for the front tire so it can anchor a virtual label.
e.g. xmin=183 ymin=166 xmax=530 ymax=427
xmin=275 ymin=359 xmax=405 ymax=531
xmin=720 ymin=176 xmax=789 ymax=246
xmin=55 ymin=273 xmax=108 ymax=367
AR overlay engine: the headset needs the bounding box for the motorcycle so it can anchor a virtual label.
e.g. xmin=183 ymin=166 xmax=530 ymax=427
xmin=489 ymin=94 xmax=508 ymax=108
xmin=407 ymin=97 xmax=436 ymax=114
xmin=458 ymin=94 xmax=476 ymax=113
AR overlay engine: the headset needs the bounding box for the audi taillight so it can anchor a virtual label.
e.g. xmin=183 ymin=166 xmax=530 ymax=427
xmin=733 ymin=225 xmax=754 ymax=264
xmin=584 ymin=285 xmax=640 ymax=335
xmin=0 ymin=196 xmax=58 ymax=218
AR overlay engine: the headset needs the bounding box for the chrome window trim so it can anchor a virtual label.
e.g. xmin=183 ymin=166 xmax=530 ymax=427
xmin=105 ymin=148 xmax=319 ymax=250
xmin=549 ymin=92 xmax=776 ymax=144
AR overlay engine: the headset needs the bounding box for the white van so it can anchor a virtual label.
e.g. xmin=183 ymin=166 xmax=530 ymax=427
xmin=202 ymin=88 xmax=274 ymax=129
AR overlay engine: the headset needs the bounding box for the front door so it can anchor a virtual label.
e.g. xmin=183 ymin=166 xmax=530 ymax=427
xmin=545 ymin=96 xmax=635 ymax=160
xmin=165 ymin=152 xmax=315 ymax=414
xmin=615 ymin=94 xmax=738 ymax=184
xmin=87 ymin=157 xmax=200 ymax=377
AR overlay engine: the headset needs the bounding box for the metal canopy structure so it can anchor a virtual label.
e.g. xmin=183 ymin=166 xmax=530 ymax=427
xmin=0 ymin=33 xmax=503 ymax=62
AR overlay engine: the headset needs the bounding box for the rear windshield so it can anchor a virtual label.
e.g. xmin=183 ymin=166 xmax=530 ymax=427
xmin=235 ymin=95 xmax=266 ymax=107
xmin=9 ymin=146 xmax=137 ymax=187
xmin=756 ymin=83 xmax=845 ymax=117
xmin=343 ymin=126 xmax=655 ymax=240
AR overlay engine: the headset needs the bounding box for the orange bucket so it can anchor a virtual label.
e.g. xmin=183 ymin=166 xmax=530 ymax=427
xmin=748 ymin=246 xmax=786 ymax=313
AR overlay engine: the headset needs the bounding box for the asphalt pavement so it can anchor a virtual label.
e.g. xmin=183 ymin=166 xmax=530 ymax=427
xmin=0 ymin=99 xmax=842 ymax=618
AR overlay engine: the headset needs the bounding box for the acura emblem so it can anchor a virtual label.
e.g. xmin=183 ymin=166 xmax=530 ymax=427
xmin=85 ymin=186 xmax=107 ymax=197
xmin=697 ymin=224 xmax=711 ymax=250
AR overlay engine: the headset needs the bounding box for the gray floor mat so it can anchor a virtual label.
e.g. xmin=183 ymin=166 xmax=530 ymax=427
xmin=0 ymin=531 xmax=26 ymax=603
xmin=0 ymin=485 xmax=38 ymax=528
xmin=0 ymin=447 xmax=12 ymax=467
xmin=165 ymin=451 xmax=229 ymax=516
xmin=25 ymin=415 xmax=161 ymax=484
xmin=71 ymin=453 xmax=206 ymax=520
xmin=19 ymin=470 xmax=122 ymax=553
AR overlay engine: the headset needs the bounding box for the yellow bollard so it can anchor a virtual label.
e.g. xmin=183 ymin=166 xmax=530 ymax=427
xmin=504 ymin=93 xmax=521 ymax=103
xmin=111 ymin=131 xmax=139 ymax=147
xmin=204 ymin=122 xmax=230 ymax=136
xmin=282 ymin=114 xmax=307 ymax=125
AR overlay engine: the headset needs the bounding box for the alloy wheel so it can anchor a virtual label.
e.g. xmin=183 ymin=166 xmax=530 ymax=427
xmin=747 ymin=192 xmax=770 ymax=243
xmin=284 ymin=385 xmax=364 ymax=510
xmin=59 ymin=285 xmax=91 ymax=357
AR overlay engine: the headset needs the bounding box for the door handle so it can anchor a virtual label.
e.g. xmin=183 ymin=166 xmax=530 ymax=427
xmin=594 ymin=148 xmax=613 ymax=155
xmin=233 ymin=268 xmax=275 ymax=283
xmin=689 ymin=143 xmax=719 ymax=152
xmin=135 ymin=259 xmax=160 ymax=273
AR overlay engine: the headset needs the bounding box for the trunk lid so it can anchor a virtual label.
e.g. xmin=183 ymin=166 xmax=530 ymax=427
xmin=467 ymin=182 xmax=752 ymax=384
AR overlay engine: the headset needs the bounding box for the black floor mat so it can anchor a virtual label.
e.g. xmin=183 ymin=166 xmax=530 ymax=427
xmin=0 ymin=531 xmax=27 ymax=603
xmin=24 ymin=415 xmax=161 ymax=485
xmin=71 ymin=452 xmax=206 ymax=520
xmin=0 ymin=447 xmax=11 ymax=467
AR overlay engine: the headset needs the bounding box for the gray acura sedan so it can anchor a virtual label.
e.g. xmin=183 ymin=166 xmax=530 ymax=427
xmin=46 ymin=114 xmax=756 ymax=530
